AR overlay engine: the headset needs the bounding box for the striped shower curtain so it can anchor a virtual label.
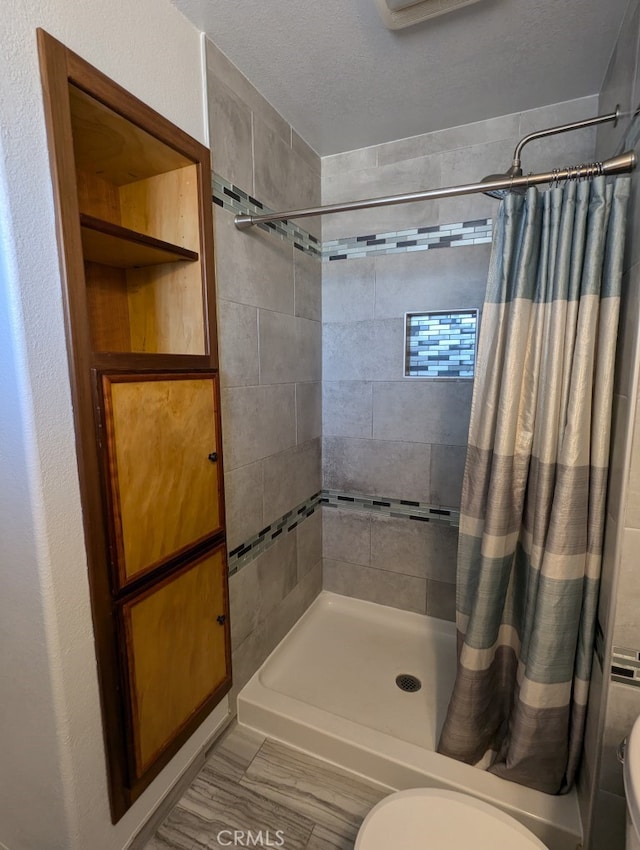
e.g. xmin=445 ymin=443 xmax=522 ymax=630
xmin=437 ymin=176 xmax=630 ymax=794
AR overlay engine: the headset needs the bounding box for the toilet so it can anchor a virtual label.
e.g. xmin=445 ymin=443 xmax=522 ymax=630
xmin=355 ymin=788 xmax=547 ymax=850
xmin=624 ymin=714 xmax=640 ymax=850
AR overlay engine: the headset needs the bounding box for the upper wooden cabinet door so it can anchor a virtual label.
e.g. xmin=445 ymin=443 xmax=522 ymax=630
xmin=100 ymin=372 xmax=224 ymax=587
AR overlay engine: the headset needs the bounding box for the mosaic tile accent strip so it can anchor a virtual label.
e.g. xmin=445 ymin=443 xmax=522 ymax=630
xmin=323 ymin=219 xmax=493 ymax=261
xmin=612 ymin=645 xmax=640 ymax=688
xmin=322 ymin=489 xmax=460 ymax=527
xmin=405 ymin=310 xmax=477 ymax=378
xmin=228 ymin=491 xmax=322 ymax=575
xmin=212 ymin=173 xmax=321 ymax=258
xmin=228 ymin=488 xmax=459 ymax=575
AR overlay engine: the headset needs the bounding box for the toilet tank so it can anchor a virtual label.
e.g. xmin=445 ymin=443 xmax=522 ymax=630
xmin=625 ymin=716 xmax=640 ymax=850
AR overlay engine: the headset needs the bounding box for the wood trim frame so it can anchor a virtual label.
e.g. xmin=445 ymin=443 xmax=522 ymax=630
xmin=37 ymin=29 xmax=227 ymax=820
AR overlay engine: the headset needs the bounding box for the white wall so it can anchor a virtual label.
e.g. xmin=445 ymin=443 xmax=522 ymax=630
xmin=0 ymin=3 xmax=229 ymax=850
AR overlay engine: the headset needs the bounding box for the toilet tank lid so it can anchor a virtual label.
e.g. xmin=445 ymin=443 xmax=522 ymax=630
xmin=625 ymin=716 xmax=640 ymax=838
xmin=355 ymin=788 xmax=547 ymax=850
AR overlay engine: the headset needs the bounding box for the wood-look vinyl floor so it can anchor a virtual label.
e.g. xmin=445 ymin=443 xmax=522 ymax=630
xmin=144 ymin=722 xmax=389 ymax=850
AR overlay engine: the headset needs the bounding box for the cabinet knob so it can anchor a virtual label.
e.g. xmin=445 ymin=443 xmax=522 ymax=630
xmin=208 ymin=452 xmax=218 ymax=462
xmin=216 ymin=614 xmax=226 ymax=626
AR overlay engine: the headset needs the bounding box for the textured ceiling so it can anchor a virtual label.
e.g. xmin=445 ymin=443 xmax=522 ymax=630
xmin=172 ymin=0 xmax=629 ymax=156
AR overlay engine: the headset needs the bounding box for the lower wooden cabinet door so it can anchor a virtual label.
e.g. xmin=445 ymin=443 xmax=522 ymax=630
xmin=119 ymin=546 xmax=230 ymax=780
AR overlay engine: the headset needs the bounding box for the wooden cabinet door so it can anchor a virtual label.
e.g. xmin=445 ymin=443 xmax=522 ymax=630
xmin=100 ymin=372 xmax=224 ymax=588
xmin=120 ymin=546 xmax=230 ymax=779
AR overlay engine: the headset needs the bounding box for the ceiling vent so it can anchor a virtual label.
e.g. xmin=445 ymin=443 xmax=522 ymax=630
xmin=375 ymin=0 xmax=484 ymax=29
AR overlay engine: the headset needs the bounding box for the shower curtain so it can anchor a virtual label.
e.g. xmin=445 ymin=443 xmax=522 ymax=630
xmin=437 ymin=175 xmax=630 ymax=794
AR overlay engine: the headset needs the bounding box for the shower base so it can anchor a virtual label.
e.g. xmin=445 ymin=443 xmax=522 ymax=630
xmin=238 ymin=591 xmax=582 ymax=850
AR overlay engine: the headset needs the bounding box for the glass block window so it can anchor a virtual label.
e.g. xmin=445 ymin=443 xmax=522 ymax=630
xmin=405 ymin=310 xmax=478 ymax=378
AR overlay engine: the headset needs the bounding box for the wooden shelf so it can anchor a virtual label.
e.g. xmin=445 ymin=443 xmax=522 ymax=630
xmin=69 ymin=85 xmax=192 ymax=185
xmin=80 ymin=214 xmax=199 ymax=268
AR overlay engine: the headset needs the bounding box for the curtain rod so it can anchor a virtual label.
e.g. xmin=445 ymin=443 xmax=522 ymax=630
xmin=234 ymin=151 xmax=636 ymax=230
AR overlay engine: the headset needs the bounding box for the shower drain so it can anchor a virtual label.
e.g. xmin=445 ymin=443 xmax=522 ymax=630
xmin=395 ymin=673 xmax=422 ymax=693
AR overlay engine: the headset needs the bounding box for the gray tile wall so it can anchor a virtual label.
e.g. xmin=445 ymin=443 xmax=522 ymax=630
xmin=581 ymin=2 xmax=640 ymax=846
xmin=321 ymin=96 xmax=598 ymax=614
xmin=322 ymin=508 xmax=458 ymax=620
xmin=206 ymin=38 xmax=322 ymax=705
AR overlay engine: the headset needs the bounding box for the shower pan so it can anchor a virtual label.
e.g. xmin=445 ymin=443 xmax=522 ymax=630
xmin=238 ymin=592 xmax=582 ymax=850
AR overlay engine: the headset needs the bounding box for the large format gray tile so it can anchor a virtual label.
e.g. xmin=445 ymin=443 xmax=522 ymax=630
xmin=322 ymin=147 xmax=377 ymax=181
xmin=296 ymin=509 xmax=322 ymax=580
xmin=373 ymin=246 xmax=489 ymax=319
xmin=214 ymin=209 xmax=294 ymax=315
xmin=253 ymin=113 xmax=321 ymax=236
xmin=224 ymin=461 xmax=263 ymax=551
xmin=323 ymin=436 xmax=431 ymax=502
xmin=230 ymin=618 xmax=272 ymax=704
xmin=221 ymin=384 xmax=296 ymax=470
xmin=440 ymin=138 xmax=515 ymax=189
xmin=229 ymin=555 xmax=320 ymax=702
xmin=259 ymin=311 xmax=321 ymax=384
xmin=426 ymin=579 xmax=457 ymax=621
xmin=322 ymin=508 xmax=371 ymax=566
xmin=292 ymin=128 xmax=321 ymax=176
xmin=323 ymin=258 xmax=375 ymax=324
xmin=429 ymin=444 xmax=467 ymax=507
xmin=256 ymin=532 xmax=299 ymax=622
xmin=324 ymin=558 xmax=427 ymax=614
xmin=374 ymin=113 xmax=520 ymax=166
xmin=207 ymin=72 xmax=253 ymax=192
xmin=321 ymin=146 xmax=442 ymax=242
xmin=323 ymin=381 xmax=373 ymax=439
xmin=228 ymin=562 xmax=260 ymax=650
xmin=229 ymin=533 xmax=297 ymax=650
xmin=294 ymin=250 xmax=322 ymax=323
xmin=262 ymin=438 xmax=322 ymax=526
xmin=369 ymin=514 xmax=457 ymax=582
xmin=205 ymin=37 xmax=291 ymax=146
xmin=323 ymin=320 xmax=404 ymax=382
xmin=217 ymin=299 xmax=259 ymax=389
xmin=267 ymin=559 xmax=323 ymax=649
xmin=297 ymin=381 xmax=322 ymax=444
xmin=323 ymin=152 xmax=441 ymax=207
xmin=241 ymin=739 xmax=387 ymax=839
xmin=372 ymin=381 xmax=472 ymax=445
